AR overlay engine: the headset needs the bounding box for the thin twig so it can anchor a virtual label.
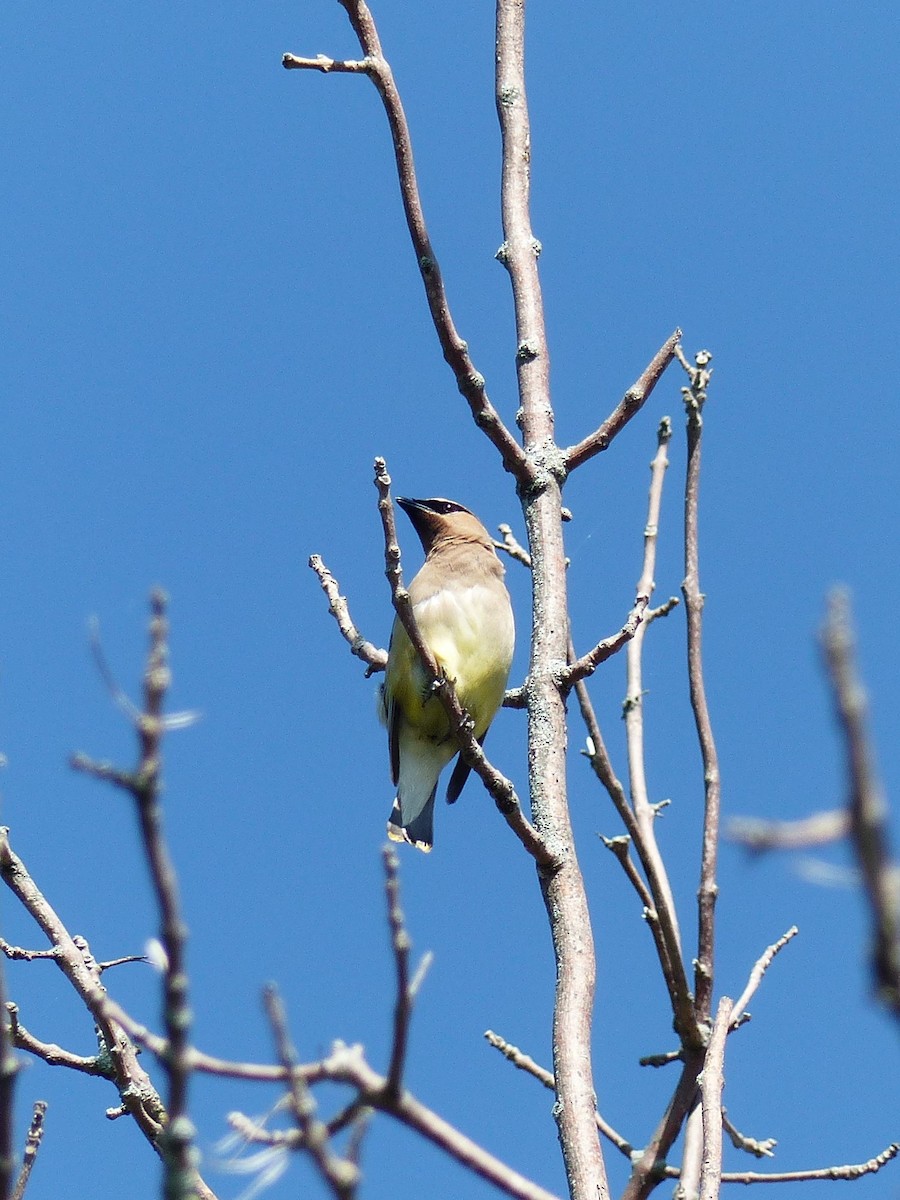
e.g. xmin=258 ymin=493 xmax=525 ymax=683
xmin=383 ymin=846 xmax=428 ymax=1098
xmin=621 ymin=419 xmax=683 ymax=971
xmin=730 ymin=927 xmax=799 ymax=1028
xmin=719 ymin=1141 xmax=900 ymax=1183
xmin=308 ymin=555 xmax=388 ymax=675
xmin=5 ymin=1005 xmax=108 ymax=1077
xmin=9 ymin=1101 xmax=47 ymax=1200
xmin=0 ymin=829 xmax=167 ymax=1145
xmin=564 ymin=330 xmax=682 ymax=472
xmin=494 ymin=524 xmax=532 ymax=569
xmin=263 ymin=986 xmax=358 ymax=1200
xmin=80 ymin=591 xmax=198 ymax=1194
xmin=374 ymin=459 xmax=553 ymax=865
xmin=698 ymin=997 xmax=733 ymax=1200
xmin=575 ymin=688 xmax=697 ymax=1047
xmin=284 ymin=6 xmax=531 ymax=484
xmin=722 ymin=1109 xmax=776 ymax=1159
xmin=563 ymin=598 xmax=650 ymax=688
xmin=678 ymin=347 xmax=720 ymax=1028
xmin=483 ymin=1032 xmax=635 ymax=1158
xmin=821 ymin=590 xmax=900 ymax=1018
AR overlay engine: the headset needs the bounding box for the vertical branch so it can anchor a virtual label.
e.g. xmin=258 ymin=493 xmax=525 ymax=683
xmin=698 ymin=997 xmax=733 ymax=1200
xmin=822 ymin=591 xmax=900 ymax=1018
xmin=623 ymin=418 xmax=681 ymax=952
xmin=677 ymin=348 xmax=720 ymax=1027
xmin=133 ymin=590 xmax=197 ymax=1199
xmin=0 ymin=955 xmax=16 ymax=1200
xmin=495 ymin=3 xmax=607 ymax=1199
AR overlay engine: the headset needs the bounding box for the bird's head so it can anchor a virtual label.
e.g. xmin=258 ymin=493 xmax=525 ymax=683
xmin=396 ymin=497 xmax=495 ymax=554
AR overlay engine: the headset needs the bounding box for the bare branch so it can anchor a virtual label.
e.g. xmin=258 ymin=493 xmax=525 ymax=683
xmin=821 ymin=590 xmax=900 ymax=1018
xmin=564 ymin=329 xmax=682 ymax=472
xmin=263 ymin=986 xmax=359 ymax=1200
xmin=285 ymin=6 xmax=530 ymax=483
xmin=0 ymin=956 xmax=16 ymax=1200
xmin=9 ymin=1101 xmax=47 ymax=1200
xmin=383 ymin=846 xmax=423 ymax=1097
xmin=83 ymin=590 xmax=198 ymax=1190
xmin=728 ymin=810 xmax=849 ymax=852
xmin=493 ymin=0 xmax=607 ymax=1189
xmin=494 ymin=524 xmax=532 ymax=569
xmin=0 ymin=828 xmax=167 ymax=1146
xmin=484 ymin=1031 xmax=636 ymax=1160
xmin=374 ymin=459 xmax=553 ymax=866
xmin=575 ymin=692 xmax=697 ymax=1048
xmin=678 ymin=346 xmax=721 ymax=1028
xmin=563 ymin=599 xmax=649 ymax=689
xmin=282 ymin=53 xmax=369 ymax=74
xmin=699 ymin=997 xmax=733 ymax=1200
xmin=730 ymin=927 xmax=799 ymax=1028
xmin=309 ymin=554 xmax=388 ymax=675
xmin=722 ymin=1109 xmax=776 ymax=1159
xmin=5 ymin=1005 xmax=108 ymax=1078
xmin=720 ymin=1141 xmax=899 ymax=1184
xmin=570 ymin=419 xmax=697 ymax=1051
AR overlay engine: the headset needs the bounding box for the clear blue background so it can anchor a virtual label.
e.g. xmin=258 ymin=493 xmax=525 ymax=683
xmin=2 ymin=4 xmax=898 ymax=1199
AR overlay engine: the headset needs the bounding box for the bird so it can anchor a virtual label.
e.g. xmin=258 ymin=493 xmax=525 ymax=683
xmin=379 ymin=496 xmax=515 ymax=851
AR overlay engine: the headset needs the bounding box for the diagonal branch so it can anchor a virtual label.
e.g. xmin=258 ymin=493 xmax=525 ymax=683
xmin=564 ymin=330 xmax=682 ymax=472
xmin=284 ymin=5 xmax=531 ymax=484
xmin=309 ymin=553 xmax=388 ymax=675
xmin=9 ymin=1101 xmax=47 ymax=1200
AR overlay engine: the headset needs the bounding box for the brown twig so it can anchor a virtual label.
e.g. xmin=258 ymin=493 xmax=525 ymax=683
xmin=730 ymin=927 xmax=799 ymax=1028
xmin=575 ymin=693 xmax=697 ymax=1048
xmin=698 ymin=996 xmax=733 ymax=1200
xmin=722 ymin=1109 xmax=776 ymax=1159
xmin=564 ymin=330 xmax=682 ymax=472
xmin=308 ymin=554 xmax=388 ymax=675
xmin=382 ymin=846 xmax=432 ymax=1097
xmin=9 ymin=1101 xmax=47 ymax=1200
xmin=563 ymin=598 xmax=650 ymax=688
xmin=5 ymin=1005 xmax=108 ymax=1078
xmin=495 ymin=524 xmax=532 ymax=569
xmin=821 ymin=590 xmax=900 ymax=1018
xmin=0 ymin=829 xmax=167 ymax=1145
xmin=719 ymin=1142 xmax=900 ymax=1183
xmin=74 ymin=590 xmax=198 ymax=1196
xmin=373 ymin=459 xmax=553 ymax=865
xmin=263 ymin=986 xmax=359 ymax=1200
xmin=284 ymin=7 xmax=531 ymax=484
xmin=484 ymin=1031 xmax=636 ymax=1159
xmin=570 ymin=421 xmax=697 ymax=1050
xmin=677 ymin=346 xmax=720 ymax=1028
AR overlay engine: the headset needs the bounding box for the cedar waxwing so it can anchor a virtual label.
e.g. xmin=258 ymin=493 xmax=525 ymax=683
xmin=379 ymin=497 xmax=515 ymax=851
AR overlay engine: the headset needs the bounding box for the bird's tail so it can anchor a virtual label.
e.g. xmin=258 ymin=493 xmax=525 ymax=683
xmin=387 ymin=787 xmax=436 ymax=853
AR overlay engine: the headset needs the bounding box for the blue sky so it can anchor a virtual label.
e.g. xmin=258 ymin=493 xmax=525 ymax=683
xmin=3 ymin=4 xmax=899 ymax=1199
